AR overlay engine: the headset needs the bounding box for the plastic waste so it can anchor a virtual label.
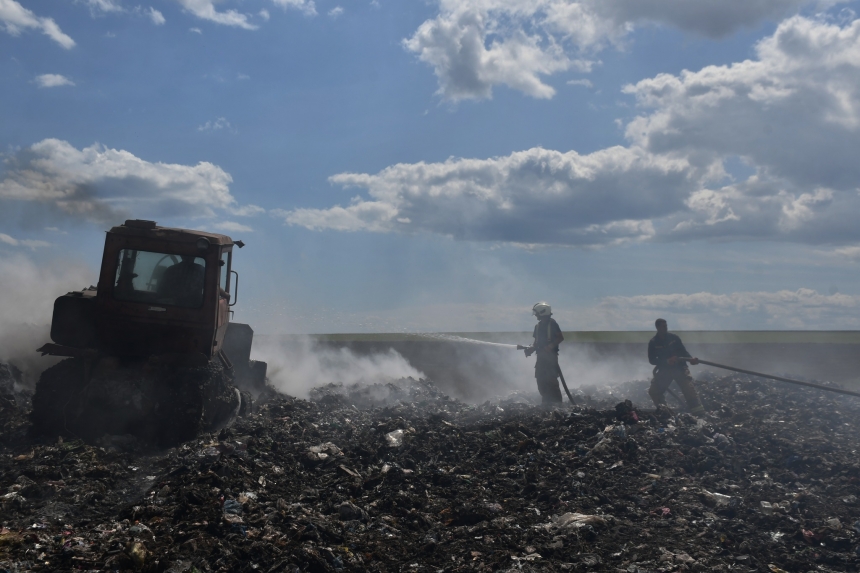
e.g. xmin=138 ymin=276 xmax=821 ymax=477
xmin=385 ymin=429 xmax=405 ymax=447
xmin=223 ymin=499 xmax=243 ymax=515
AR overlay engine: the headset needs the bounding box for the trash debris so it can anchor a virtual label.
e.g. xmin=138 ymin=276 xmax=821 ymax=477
xmin=1 ymin=369 xmax=859 ymax=572
xmin=547 ymin=512 xmax=608 ymax=530
xmin=384 ymin=428 xmax=405 ymax=447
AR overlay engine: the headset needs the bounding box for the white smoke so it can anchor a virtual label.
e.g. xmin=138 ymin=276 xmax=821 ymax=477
xmin=431 ymin=336 xmax=652 ymax=402
xmin=0 ymin=252 xmax=95 ymax=386
xmin=251 ymin=335 xmax=425 ymax=399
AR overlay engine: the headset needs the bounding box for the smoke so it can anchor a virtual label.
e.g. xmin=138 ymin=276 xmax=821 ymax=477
xmin=0 ymin=252 xmax=94 ymax=386
xmin=422 ymin=338 xmax=652 ymax=402
xmin=252 ymin=332 xmax=653 ymax=404
xmin=251 ymin=335 xmax=425 ymax=399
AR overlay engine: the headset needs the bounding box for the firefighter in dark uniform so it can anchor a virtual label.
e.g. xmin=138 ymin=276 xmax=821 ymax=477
xmin=648 ymin=318 xmax=705 ymax=414
xmin=523 ymin=302 xmax=564 ymax=403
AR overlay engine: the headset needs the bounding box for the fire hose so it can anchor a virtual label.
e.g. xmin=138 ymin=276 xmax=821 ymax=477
xmin=517 ymin=345 xmax=576 ymax=405
xmin=678 ymin=357 xmax=860 ymax=399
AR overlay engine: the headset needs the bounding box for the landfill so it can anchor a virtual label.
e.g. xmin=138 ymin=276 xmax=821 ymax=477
xmin=1 ymin=362 xmax=860 ymax=572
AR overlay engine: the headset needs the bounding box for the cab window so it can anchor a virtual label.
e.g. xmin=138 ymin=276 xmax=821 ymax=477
xmin=115 ymin=249 xmax=206 ymax=308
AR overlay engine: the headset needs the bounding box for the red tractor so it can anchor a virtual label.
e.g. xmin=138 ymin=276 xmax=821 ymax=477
xmin=31 ymin=220 xmax=267 ymax=445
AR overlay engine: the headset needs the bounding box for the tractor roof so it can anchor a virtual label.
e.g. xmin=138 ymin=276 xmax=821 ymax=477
xmin=108 ymin=220 xmax=235 ymax=246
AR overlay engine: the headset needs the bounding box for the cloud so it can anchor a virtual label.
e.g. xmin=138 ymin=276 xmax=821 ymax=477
xmin=328 ymin=6 xmax=344 ymax=18
xmin=593 ymin=289 xmax=860 ymax=329
xmin=189 ymin=27 xmax=202 ymax=33
xmin=590 ymin=0 xmax=823 ymax=38
xmin=82 ymin=0 xmax=124 ymax=15
xmin=148 ymin=7 xmax=166 ymax=25
xmin=0 ymin=139 xmax=255 ymax=226
xmin=0 ymin=232 xmax=51 ymax=249
xmin=834 ymin=245 xmax=860 ymax=261
xmin=404 ymin=4 xmax=588 ymax=101
xmin=624 ymin=15 xmax=860 ymax=243
xmin=0 ymin=0 xmax=76 ymax=49
xmin=405 ymin=0 xmax=842 ymax=100
xmin=82 ymin=2 xmax=166 ymax=25
xmin=567 ymin=78 xmax=593 ymax=88
xmin=197 ymin=117 xmax=235 ymax=132
xmin=35 ymin=74 xmax=75 ymax=88
xmin=271 ymin=0 xmax=317 ymax=16
xmin=289 ymin=16 xmax=860 ymax=248
xmin=280 ymin=146 xmax=689 ymax=246
xmin=233 ymin=204 xmax=265 ymax=216
xmin=175 ymin=0 xmax=258 ymax=29
xmin=212 ymin=220 xmax=254 ymax=233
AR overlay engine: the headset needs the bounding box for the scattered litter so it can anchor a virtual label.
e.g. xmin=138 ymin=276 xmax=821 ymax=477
xmin=0 ymin=366 xmax=859 ymax=572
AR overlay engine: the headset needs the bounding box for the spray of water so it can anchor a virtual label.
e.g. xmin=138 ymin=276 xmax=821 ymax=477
xmin=416 ymin=333 xmax=519 ymax=349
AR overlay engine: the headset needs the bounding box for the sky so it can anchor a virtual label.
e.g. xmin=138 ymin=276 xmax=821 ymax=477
xmin=3 ymin=0 xmax=860 ymax=334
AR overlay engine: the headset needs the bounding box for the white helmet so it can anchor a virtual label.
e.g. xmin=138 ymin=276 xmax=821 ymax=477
xmin=532 ymin=302 xmax=552 ymax=318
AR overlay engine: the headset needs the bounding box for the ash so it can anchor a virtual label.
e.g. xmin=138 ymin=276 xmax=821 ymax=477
xmin=1 ymin=365 xmax=860 ymax=573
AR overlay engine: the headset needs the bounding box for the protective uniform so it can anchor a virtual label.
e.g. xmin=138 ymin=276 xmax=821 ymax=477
xmin=647 ymin=332 xmax=704 ymax=413
xmin=531 ymin=304 xmax=564 ymax=403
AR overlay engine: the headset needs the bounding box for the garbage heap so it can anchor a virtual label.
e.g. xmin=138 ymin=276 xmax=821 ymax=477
xmin=0 ymin=362 xmax=28 ymax=446
xmin=1 ymin=369 xmax=860 ymax=572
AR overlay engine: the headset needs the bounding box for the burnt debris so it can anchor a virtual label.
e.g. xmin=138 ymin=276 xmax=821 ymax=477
xmin=1 ymin=363 xmax=859 ymax=572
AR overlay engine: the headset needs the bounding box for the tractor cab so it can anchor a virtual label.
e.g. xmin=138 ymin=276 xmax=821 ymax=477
xmin=45 ymin=220 xmax=243 ymax=360
xmin=96 ymin=219 xmax=238 ymax=358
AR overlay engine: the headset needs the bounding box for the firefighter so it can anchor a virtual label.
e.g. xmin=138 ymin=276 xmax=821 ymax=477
xmin=647 ymin=318 xmax=705 ymax=414
xmin=523 ymin=302 xmax=564 ymax=403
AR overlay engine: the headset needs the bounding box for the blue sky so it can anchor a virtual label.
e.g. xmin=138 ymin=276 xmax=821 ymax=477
xmin=3 ymin=0 xmax=860 ymax=334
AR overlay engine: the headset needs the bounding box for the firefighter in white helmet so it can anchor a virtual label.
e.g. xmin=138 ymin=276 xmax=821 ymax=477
xmin=522 ymin=302 xmax=565 ymax=403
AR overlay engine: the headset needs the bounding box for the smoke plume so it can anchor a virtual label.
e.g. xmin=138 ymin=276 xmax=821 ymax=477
xmin=252 ymin=335 xmax=425 ymax=399
xmin=0 ymin=253 xmax=94 ymax=386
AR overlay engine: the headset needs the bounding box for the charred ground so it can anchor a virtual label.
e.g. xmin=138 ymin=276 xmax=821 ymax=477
xmin=1 ymin=363 xmax=860 ymax=572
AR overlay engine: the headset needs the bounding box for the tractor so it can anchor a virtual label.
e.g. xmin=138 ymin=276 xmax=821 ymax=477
xmin=31 ymin=219 xmax=267 ymax=445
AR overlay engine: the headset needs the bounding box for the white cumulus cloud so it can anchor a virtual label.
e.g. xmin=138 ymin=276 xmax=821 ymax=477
xmin=0 ymin=233 xmax=51 ymax=249
xmin=233 ymin=204 xmax=265 ymax=216
xmin=197 ymin=117 xmax=235 ymax=132
xmin=212 ymin=220 xmax=254 ymax=233
xmin=288 ymin=16 xmax=860 ymax=249
xmin=35 ymin=74 xmax=75 ymax=88
xmin=175 ymin=0 xmax=258 ymax=29
xmin=148 ymin=7 xmax=166 ymax=24
xmin=594 ymin=289 xmax=860 ymax=329
xmin=272 ymin=0 xmax=316 ymax=16
xmin=82 ymin=0 xmax=124 ymax=15
xmin=405 ymin=0 xmax=844 ymax=101
xmin=0 ymin=139 xmax=256 ymax=226
xmin=0 ymin=0 xmax=76 ymax=49
xmin=280 ymin=146 xmax=690 ymax=246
